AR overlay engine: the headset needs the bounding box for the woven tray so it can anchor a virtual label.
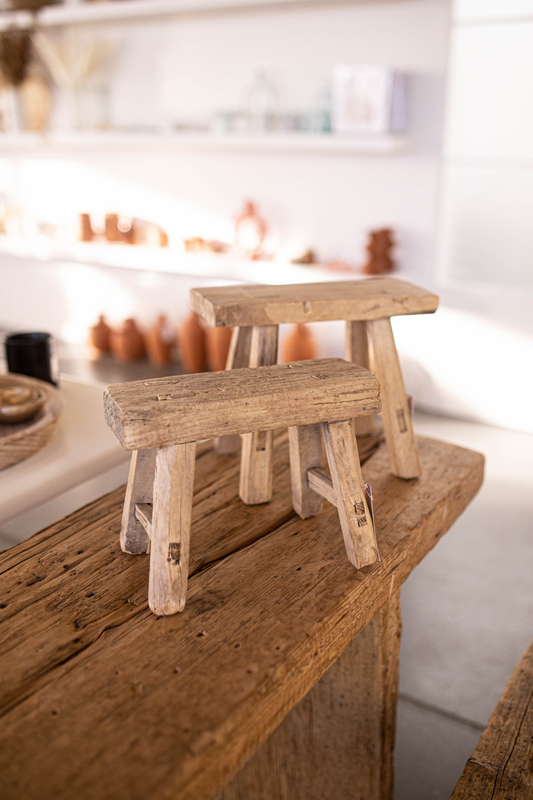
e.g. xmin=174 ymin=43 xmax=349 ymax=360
xmin=0 ymin=374 xmax=63 ymax=471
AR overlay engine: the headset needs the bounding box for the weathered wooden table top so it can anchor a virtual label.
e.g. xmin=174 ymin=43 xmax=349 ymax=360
xmin=452 ymin=636 xmax=533 ymax=799
xmin=0 ymin=433 xmax=483 ymax=800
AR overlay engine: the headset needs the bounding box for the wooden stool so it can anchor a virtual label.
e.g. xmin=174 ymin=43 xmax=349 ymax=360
xmin=191 ymin=277 xmax=439 ymax=504
xmin=104 ymin=358 xmax=381 ymax=615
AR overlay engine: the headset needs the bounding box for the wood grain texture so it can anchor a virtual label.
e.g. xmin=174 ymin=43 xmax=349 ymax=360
xmin=148 ymin=442 xmax=196 ymax=615
xmin=322 ymin=419 xmax=379 ymax=569
xmin=104 ymin=359 xmax=381 ymax=451
xmin=239 ymin=325 xmax=279 ymax=504
xmin=215 ymin=325 xmax=253 ymax=455
xmin=121 ymin=448 xmax=157 ymax=554
xmin=0 ymin=435 xmax=483 ymax=800
xmin=346 ymin=319 xmax=375 ymax=436
xmin=451 ymin=638 xmax=533 ymax=800
xmin=190 ymin=278 xmax=439 ymax=328
xmin=288 ymin=423 xmax=323 ymax=519
xmin=307 ymin=467 xmax=336 ymax=507
xmin=367 ymin=318 xmax=421 ymax=479
xmin=134 ymin=503 xmax=152 ymax=538
xmin=216 ymin=589 xmax=401 ymax=800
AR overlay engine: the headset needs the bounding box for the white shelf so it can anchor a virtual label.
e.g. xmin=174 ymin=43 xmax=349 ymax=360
xmin=0 ymin=236 xmax=357 ymax=284
xmin=0 ymin=130 xmax=411 ymax=156
xmin=0 ymin=0 xmax=368 ymax=29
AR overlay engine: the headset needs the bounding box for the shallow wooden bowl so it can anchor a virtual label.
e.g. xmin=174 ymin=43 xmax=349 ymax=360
xmin=0 ymin=374 xmax=63 ymax=471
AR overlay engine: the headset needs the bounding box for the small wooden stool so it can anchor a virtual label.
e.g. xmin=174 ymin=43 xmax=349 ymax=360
xmin=104 ymin=358 xmax=381 ymax=615
xmin=191 ymin=277 xmax=439 ymax=504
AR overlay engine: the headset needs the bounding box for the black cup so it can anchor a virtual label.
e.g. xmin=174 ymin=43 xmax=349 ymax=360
xmin=5 ymin=332 xmax=59 ymax=386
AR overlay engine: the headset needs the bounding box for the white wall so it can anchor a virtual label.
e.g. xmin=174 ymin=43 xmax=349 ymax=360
xmin=391 ymin=0 xmax=533 ymax=432
xmin=436 ymin=0 xmax=533 ymax=330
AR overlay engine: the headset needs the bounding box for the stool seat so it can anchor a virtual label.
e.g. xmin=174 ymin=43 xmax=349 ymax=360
xmin=104 ymin=358 xmax=380 ymax=451
xmin=190 ymin=277 xmax=438 ymax=328
xmin=105 ymin=358 xmax=382 ymax=615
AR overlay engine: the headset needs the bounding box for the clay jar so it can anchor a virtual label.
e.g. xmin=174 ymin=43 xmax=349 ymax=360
xmin=206 ymin=326 xmax=233 ymax=372
xmin=179 ymin=311 xmax=207 ymax=373
xmin=282 ymin=323 xmax=317 ymax=363
xmin=145 ymin=315 xmax=175 ymax=367
xmin=111 ymin=319 xmax=146 ymax=362
xmin=88 ymin=315 xmax=112 ymax=357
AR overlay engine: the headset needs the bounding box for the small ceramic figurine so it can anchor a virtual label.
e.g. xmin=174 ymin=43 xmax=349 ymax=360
xmin=206 ymin=326 xmax=233 ymax=372
xmin=235 ymin=201 xmax=267 ymax=260
xmin=111 ymin=319 xmax=146 ymax=362
xmin=145 ymin=314 xmax=175 ymax=367
xmin=362 ymin=228 xmax=395 ymax=275
xmin=88 ymin=314 xmax=112 ymax=357
xmin=179 ymin=311 xmax=207 ymax=373
xmin=282 ymin=323 xmax=317 ymax=363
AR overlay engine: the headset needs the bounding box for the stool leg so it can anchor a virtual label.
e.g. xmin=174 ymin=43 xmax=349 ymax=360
xmin=366 ymin=317 xmax=421 ymax=479
xmin=321 ymin=419 xmax=379 ymax=569
xmin=289 ymin=423 xmax=323 ymax=519
xmin=121 ymin=448 xmax=157 ymax=555
xmin=239 ymin=325 xmax=279 ymax=505
xmin=345 ymin=320 xmax=375 ymax=437
xmin=148 ymin=441 xmax=196 ymax=615
xmin=216 ymin=326 xmax=253 ymax=455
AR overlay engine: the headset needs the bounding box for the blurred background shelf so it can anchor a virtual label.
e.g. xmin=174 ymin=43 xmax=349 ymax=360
xmin=0 ymin=131 xmax=411 ymax=156
xmin=0 ymin=0 xmax=379 ymax=30
xmin=0 ymin=236 xmax=348 ymax=283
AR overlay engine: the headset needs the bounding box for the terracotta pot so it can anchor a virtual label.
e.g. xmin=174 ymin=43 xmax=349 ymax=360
xmin=79 ymin=213 xmax=93 ymax=242
xmin=105 ymin=213 xmax=120 ymax=243
xmin=282 ymin=323 xmax=317 ymax=363
xmin=111 ymin=319 xmax=146 ymax=362
xmin=179 ymin=311 xmax=207 ymax=373
xmin=145 ymin=314 xmax=175 ymax=367
xmin=88 ymin=315 xmax=112 ymax=355
xmin=206 ymin=326 xmax=233 ymax=372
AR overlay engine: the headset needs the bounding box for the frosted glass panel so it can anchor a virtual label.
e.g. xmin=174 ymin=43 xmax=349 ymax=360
xmin=446 ymin=22 xmax=533 ymax=159
xmin=454 ymin=0 xmax=533 ymax=22
xmin=441 ymin=165 xmax=533 ymax=286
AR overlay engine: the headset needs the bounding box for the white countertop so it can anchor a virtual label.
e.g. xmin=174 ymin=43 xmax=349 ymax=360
xmin=0 ymin=373 xmax=130 ymax=526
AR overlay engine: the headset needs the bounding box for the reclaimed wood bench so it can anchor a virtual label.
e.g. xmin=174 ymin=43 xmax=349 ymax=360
xmin=191 ymin=277 xmax=439 ymax=504
xmin=0 ymin=432 xmax=483 ymax=800
xmin=104 ymin=359 xmax=381 ymax=614
xmin=451 ymin=636 xmax=533 ymax=799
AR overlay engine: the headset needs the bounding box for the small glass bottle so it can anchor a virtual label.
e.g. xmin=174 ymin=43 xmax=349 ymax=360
xmin=246 ymin=71 xmax=278 ymax=133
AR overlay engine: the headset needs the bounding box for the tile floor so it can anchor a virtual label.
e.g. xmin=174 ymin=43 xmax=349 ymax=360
xmin=1 ymin=407 xmax=531 ymax=799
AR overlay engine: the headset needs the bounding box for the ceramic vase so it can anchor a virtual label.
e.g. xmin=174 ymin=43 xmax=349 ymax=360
xmin=145 ymin=315 xmax=175 ymax=367
xmin=111 ymin=319 xmax=145 ymax=362
xmin=282 ymin=323 xmax=317 ymax=363
xmin=206 ymin=326 xmax=233 ymax=372
xmin=179 ymin=312 xmax=207 ymax=373
xmin=88 ymin=315 xmax=112 ymax=357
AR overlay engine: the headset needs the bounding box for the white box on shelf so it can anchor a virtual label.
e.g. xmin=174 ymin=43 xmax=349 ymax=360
xmin=332 ymin=64 xmax=406 ymax=136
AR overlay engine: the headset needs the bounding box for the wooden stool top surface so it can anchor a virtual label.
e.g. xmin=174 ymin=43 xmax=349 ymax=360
xmin=104 ymin=358 xmax=380 ymax=451
xmin=451 ymin=636 xmax=533 ymax=799
xmin=190 ymin=277 xmax=439 ymax=328
xmin=0 ymin=433 xmax=483 ymax=800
